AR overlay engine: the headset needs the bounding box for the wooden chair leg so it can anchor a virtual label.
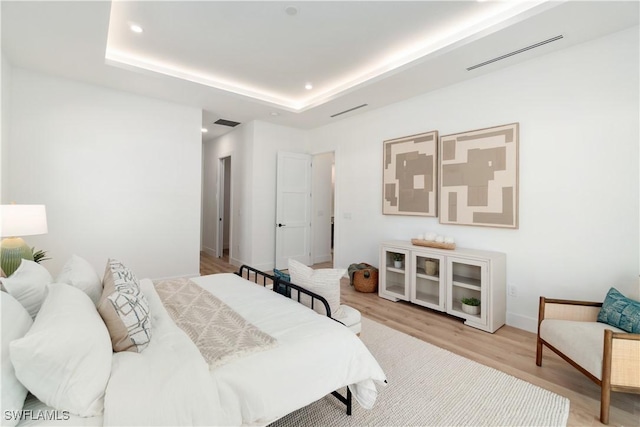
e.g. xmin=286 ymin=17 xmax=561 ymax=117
xmin=536 ymin=338 xmax=543 ymax=366
xmin=600 ymin=330 xmax=613 ymax=424
xmin=536 ymin=297 xmax=545 ymax=367
xmin=600 ymin=385 xmax=610 ymax=425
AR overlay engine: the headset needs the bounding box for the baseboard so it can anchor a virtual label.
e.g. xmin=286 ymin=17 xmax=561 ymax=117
xmin=506 ymin=312 xmax=537 ymax=333
xmin=229 ymin=257 xmax=243 ymax=268
xmin=313 ymin=254 xmax=332 ymax=264
xmin=202 ymin=246 xmax=217 ymax=257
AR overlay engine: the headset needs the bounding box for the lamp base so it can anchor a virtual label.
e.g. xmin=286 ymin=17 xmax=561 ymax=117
xmin=1 ymin=237 xmax=34 ymax=276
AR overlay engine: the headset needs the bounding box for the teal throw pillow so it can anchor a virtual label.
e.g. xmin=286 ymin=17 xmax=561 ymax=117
xmin=273 ymin=269 xmax=290 ymax=282
xmin=273 ymin=269 xmax=291 ymax=298
xmin=597 ymin=287 xmax=640 ymax=333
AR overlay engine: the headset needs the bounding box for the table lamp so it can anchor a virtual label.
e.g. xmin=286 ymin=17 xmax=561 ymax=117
xmin=0 ymin=204 xmax=48 ymax=276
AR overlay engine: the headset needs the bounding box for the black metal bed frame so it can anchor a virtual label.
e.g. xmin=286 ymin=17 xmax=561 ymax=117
xmin=235 ymin=264 xmax=352 ymax=416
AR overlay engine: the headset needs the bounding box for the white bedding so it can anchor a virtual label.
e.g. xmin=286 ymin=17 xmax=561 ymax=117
xmin=18 ymin=273 xmax=386 ymax=426
xmin=192 ymin=273 xmax=386 ymax=425
xmin=16 ymin=395 xmax=102 ymax=427
xmin=103 ymin=279 xmax=228 ymax=426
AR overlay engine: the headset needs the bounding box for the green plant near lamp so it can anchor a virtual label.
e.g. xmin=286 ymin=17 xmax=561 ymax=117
xmin=0 ymin=204 xmax=48 ymax=276
xmin=31 ymin=247 xmax=51 ymax=264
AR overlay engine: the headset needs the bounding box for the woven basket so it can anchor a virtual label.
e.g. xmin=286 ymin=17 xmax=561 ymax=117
xmin=351 ymin=264 xmax=379 ymax=293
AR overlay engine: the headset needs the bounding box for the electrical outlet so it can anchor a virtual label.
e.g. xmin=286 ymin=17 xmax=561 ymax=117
xmin=508 ymin=286 xmax=517 ymax=297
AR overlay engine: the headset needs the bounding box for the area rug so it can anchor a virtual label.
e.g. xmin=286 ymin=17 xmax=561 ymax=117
xmin=271 ymin=317 xmax=569 ymax=426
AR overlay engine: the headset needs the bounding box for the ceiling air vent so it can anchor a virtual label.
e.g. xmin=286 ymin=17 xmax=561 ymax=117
xmin=214 ymin=119 xmax=241 ymax=127
xmin=330 ymin=103 xmax=368 ymax=118
xmin=466 ymin=35 xmax=564 ymax=71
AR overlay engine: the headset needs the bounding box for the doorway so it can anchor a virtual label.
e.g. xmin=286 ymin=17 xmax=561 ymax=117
xmin=217 ymin=156 xmax=231 ymax=261
xmin=311 ymin=151 xmax=335 ymax=267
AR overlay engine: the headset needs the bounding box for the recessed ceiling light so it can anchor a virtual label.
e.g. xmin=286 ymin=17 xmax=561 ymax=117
xmin=285 ymin=6 xmax=298 ymax=16
xmin=305 ymin=83 xmax=313 ymax=90
xmin=106 ymin=1 xmax=547 ymax=113
xmin=130 ymin=24 xmax=143 ymax=34
xmin=201 ymin=128 xmax=208 ymax=133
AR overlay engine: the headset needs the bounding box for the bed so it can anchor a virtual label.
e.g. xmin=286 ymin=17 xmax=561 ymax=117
xmin=6 ymin=263 xmax=386 ymax=427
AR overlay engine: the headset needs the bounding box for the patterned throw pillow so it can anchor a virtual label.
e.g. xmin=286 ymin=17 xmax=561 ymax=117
xmin=597 ymin=287 xmax=640 ymax=333
xmin=97 ymin=259 xmax=152 ymax=352
xmin=288 ymin=259 xmax=346 ymax=317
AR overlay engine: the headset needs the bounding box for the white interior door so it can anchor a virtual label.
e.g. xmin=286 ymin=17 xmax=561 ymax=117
xmin=275 ymin=152 xmax=312 ymax=269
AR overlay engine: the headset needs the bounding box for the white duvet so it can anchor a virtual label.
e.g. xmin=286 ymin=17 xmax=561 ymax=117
xmin=192 ymin=274 xmax=386 ymax=425
xmin=103 ymin=279 xmax=229 ymax=426
xmin=19 ymin=273 xmax=386 ymax=426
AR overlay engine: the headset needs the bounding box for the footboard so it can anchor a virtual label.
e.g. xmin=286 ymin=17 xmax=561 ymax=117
xmin=236 ymin=264 xmax=333 ymax=317
xmin=235 ymin=264 xmax=352 ymax=415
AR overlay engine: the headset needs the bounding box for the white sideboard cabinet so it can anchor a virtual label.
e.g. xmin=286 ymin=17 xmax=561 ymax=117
xmin=379 ymin=241 xmax=506 ymax=333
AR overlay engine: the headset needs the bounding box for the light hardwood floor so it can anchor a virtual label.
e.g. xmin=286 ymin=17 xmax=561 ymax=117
xmin=200 ymin=252 xmax=639 ymax=427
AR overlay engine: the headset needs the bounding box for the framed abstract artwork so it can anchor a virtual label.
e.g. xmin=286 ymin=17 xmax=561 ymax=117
xmin=383 ymin=130 xmax=438 ymax=216
xmin=439 ymin=123 xmax=519 ymax=228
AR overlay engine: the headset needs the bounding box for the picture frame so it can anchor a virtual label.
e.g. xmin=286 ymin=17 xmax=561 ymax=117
xmin=383 ymin=130 xmax=438 ymax=216
xmin=439 ymin=123 xmax=519 ymax=228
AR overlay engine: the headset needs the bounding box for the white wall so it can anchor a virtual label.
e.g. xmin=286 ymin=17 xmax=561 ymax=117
xmin=309 ymin=26 xmax=640 ymax=332
xmin=6 ymin=68 xmax=202 ymax=279
xmin=1 ymin=55 xmax=11 ymax=202
xmin=312 ymin=152 xmax=333 ymax=264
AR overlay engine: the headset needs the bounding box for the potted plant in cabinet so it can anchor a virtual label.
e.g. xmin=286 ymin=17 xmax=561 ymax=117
xmin=392 ymin=253 xmax=404 ymax=269
xmin=461 ymin=297 xmax=480 ymax=315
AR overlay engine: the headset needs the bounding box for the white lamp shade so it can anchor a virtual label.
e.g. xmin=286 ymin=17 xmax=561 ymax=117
xmin=0 ymin=205 xmax=48 ymax=237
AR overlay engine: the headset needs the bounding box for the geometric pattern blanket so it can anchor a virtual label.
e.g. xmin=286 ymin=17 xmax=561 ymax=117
xmin=154 ymin=278 xmax=278 ymax=369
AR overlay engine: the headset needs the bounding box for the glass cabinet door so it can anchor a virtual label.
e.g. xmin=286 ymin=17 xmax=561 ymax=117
xmin=446 ymin=256 xmax=487 ymax=326
xmin=379 ymin=246 xmax=410 ymax=301
xmin=410 ymin=252 xmax=445 ymax=311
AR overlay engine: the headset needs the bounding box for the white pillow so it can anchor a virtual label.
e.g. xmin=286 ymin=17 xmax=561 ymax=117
xmin=288 ymin=259 xmax=346 ymax=317
xmin=10 ymin=283 xmax=112 ymax=417
xmin=57 ymin=255 xmax=102 ymax=305
xmin=1 ymin=292 xmax=33 ymax=427
xmin=1 ymin=260 xmax=52 ymax=318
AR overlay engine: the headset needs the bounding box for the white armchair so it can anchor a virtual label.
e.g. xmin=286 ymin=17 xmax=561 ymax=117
xmin=536 ymin=297 xmax=640 ymax=424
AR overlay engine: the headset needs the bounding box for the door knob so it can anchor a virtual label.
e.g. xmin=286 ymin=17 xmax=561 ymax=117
xmin=277 ymin=223 xmax=285 ymax=227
